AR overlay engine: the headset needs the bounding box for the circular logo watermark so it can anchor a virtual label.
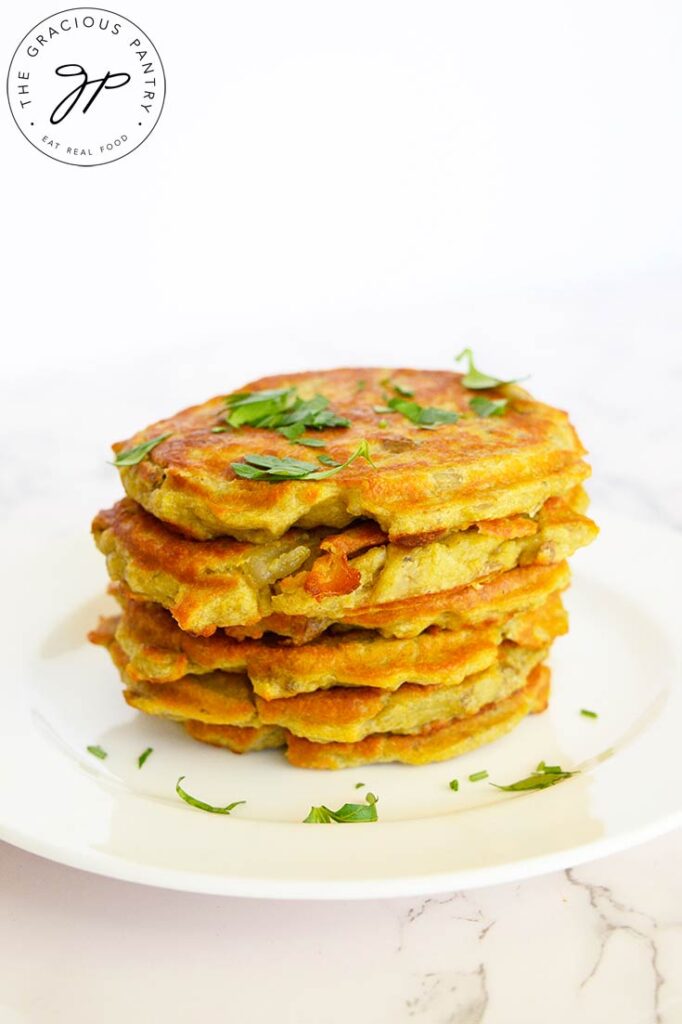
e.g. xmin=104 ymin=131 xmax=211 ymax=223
xmin=6 ymin=7 xmax=165 ymax=166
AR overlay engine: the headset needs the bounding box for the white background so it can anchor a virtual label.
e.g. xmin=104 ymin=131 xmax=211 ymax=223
xmin=1 ymin=1 xmax=682 ymax=1021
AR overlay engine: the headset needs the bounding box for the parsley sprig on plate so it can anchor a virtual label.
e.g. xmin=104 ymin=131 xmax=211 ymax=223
xmin=304 ymin=792 xmax=378 ymax=823
xmin=138 ymin=747 xmax=153 ymax=768
xmin=492 ymin=761 xmax=577 ymax=792
xmin=231 ymin=440 xmax=375 ymax=481
xmin=175 ymin=776 xmax=245 ymax=814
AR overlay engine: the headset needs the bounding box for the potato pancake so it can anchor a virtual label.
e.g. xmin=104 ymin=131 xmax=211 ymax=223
xmin=114 ymin=368 xmax=590 ymax=543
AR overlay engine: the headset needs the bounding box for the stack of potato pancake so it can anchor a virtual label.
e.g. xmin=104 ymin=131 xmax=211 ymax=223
xmin=89 ymin=366 xmax=597 ymax=768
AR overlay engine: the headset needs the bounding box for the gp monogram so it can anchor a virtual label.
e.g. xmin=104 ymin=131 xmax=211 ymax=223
xmin=6 ymin=7 xmax=165 ymax=166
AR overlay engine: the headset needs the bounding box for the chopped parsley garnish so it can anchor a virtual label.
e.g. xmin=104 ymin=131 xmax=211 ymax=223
xmin=449 ymin=778 xmax=459 ymax=791
xmin=231 ymin=440 xmax=375 ymax=481
xmin=492 ymin=762 xmax=577 ymax=792
xmin=380 ymin=377 xmax=414 ymax=397
xmin=224 ymin=387 xmax=350 ymax=436
xmin=354 ymin=782 xmax=366 ymax=789
xmin=292 ymin=436 xmax=326 ymax=448
xmin=386 ymin=396 xmax=459 ymax=429
xmin=536 ymin=761 xmax=563 ymax=774
xmin=377 ymin=419 xmax=389 ymax=429
xmin=468 ymin=770 xmax=489 ymax=783
xmin=456 ymin=348 xmax=524 ymax=390
xmin=112 ymin=433 xmax=171 ymax=467
xmin=469 ymin=396 xmax=508 ymax=418
xmin=86 ymin=745 xmax=107 ymax=760
xmin=175 ymin=776 xmax=245 ymax=815
xmin=373 ymin=405 xmax=391 ymax=414
xmin=303 ymin=792 xmax=378 ymax=823
xmin=277 ymin=422 xmax=306 ymax=440
xmin=137 ymin=747 xmax=153 ymax=768
xmin=580 ymin=708 xmax=598 ymax=719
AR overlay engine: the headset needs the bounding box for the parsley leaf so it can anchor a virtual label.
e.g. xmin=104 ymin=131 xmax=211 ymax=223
xmin=469 ymin=396 xmax=508 ymax=418
xmin=86 ymin=745 xmax=107 ymax=760
xmin=278 ymin=422 xmax=306 ymax=440
xmin=303 ymin=792 xmax=378 ymax=823
xmin=224 ymin=387 xmax=350 ymax=435
xmin=138 ymin=747 xmax=153 ymax=768
xmin=456 ymin=348 xmax=525 ymax=390
xmin=391 ymin=383 xmax=415 ymax=397
xmin=232 ymin=454 xmax=319 ymax=479
xmin=309 ymin=440 xmax=375 ymax=478
xmin=449 ymin=779 xmax=459 ymax=791
xmin=293 ymin=437 xmax=326 ymax=448
xmin=386 ymin=397 xmax=459 ymax=428
xmin=536 ymin=761 xmax=563 ymax=774
xmin=175 ymin=776 xmax=245 ymax=814
xmin=232 ymin=440 xmax=375 ymax=481
xmin=113 ymin=433 xmax=171 ymax=467
xmin=224 ymin=388 xmax=296 ymax=426
xmin=304 ymin=806 xmax=334 ymax=823
xmin=492 ymin=762 xmax=577 ymax=792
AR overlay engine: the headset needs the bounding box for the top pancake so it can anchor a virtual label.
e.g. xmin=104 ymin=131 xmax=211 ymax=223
xmin=114 ymin=368 xmax=590 ymax=543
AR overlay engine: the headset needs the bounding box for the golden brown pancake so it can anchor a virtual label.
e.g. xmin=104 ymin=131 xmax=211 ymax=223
xmin=93 ymin=490 xmax=596 ymax=636
xmin=219 ymin=560 xmax=572 ymax=642
xmin=130 ymin=644 xmax=548 ymax=744
xmin=114 ymin=368 xmax=590 ymax=543
xmin=92 ymin=617 xmax=550 ymax=754
xmin=187 ymin=723 xmax=287 ymax=754
xmin=186 ymin=664 xmax=551 ymax=767
xmin=97 ymin=588 xmax=567 ymax=697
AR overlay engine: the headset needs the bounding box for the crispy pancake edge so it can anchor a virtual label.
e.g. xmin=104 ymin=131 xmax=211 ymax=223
xmin=115 ymin=368 xmax=590 ymax=542
xmin=92 ymin=491 xmax=596 ymax=636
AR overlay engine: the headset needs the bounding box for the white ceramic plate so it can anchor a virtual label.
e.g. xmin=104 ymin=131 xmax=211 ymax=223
xmin=1 ymin=504 xmax=680 ymax=899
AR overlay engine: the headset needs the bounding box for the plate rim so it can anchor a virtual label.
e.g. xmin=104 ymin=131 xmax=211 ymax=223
xmin=1 ymin=801 xmax=681 ymax=900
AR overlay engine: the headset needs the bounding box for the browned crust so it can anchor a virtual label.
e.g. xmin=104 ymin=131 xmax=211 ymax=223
xmin=114 ymin=368 xmax=590 ymax=542
xmin=184 ymin=664 xmax=551 ymax=766
xmin=284 ymin=664 xmax=550 ymax=767
xmin=338 ymin=561 xmax=571 ymax=632
xmin=101 ymin=579 xmax=567 ymax=697
xmin=184 ymin=721 xmax=286 ymax=753
xmin=302 ymin=522 xmax=387 ymax=598
xmin=92 ymin=489 xmax=595 ymax=639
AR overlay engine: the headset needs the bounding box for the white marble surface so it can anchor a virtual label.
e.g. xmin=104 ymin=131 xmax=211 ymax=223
xmin=1 ymin=828 xmax=681 ymax=1023
xmin=0 ymin=306 xmax=681 ymax=1023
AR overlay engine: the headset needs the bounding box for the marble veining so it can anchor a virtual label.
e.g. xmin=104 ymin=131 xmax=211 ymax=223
xmin=394 ymin=851 xmax=682 ymax=1024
